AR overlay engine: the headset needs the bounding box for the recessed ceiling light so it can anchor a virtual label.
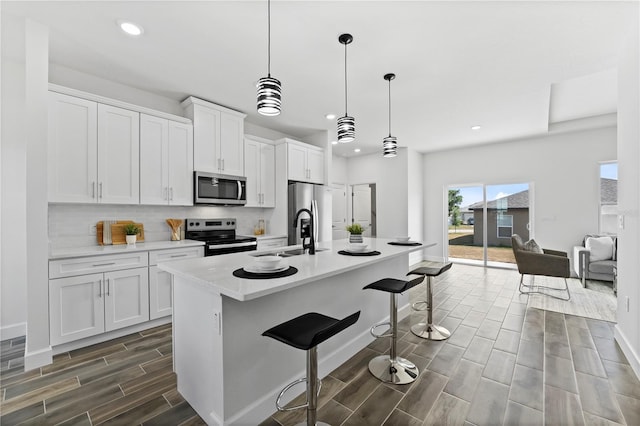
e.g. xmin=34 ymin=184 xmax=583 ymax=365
xmin=354 ymin=148 xmax=361 ymax=153
xmin=471 ymin=125 xmax=482 ymax=130
xmin=118 ymin=20 xmax=143 ymax=36
xmin=325 ymin=113 xmax=336 ymax=120
xmin=331 ymin=140 xmax=338 ymax=145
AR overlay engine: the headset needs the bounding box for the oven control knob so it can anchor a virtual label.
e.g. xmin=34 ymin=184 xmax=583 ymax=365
xmin=189 ymin=222 xmax=194 ymax=226
xmin=196 ymin=222 xmax=200 ymax=226
xmin=227 ymin=221 xmax=231 ymax=225
xmin=231 ymin=220 xmax=235 ymax=225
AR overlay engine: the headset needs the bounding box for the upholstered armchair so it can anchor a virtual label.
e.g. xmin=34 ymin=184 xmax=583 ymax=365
xmin=511 ymin=234 xmax=571 ymax=300
xmin=573 ymin=234 xmax=617 ymax=293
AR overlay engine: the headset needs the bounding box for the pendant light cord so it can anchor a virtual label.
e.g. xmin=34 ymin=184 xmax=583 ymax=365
xmin=388 ymin=79 xmax=392 ymax=136
xmin=267 ymin=0 xmax=271 ymax=77
xmin=344 ymin=42 xmax=348 ymax=115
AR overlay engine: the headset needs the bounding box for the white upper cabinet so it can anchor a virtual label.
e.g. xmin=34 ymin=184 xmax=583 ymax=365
xmin=282 ymin=138 xmax=325 ymax=184
xmin=48 ymin=92 xmax=140 ymax=204
xmin=48 ymin=92 xmax=98 ymax=203
xmin=140 ymin=114 xmax=193 ymax=205
xmin=97 ymin=104 xmax=140 ymax=204
xmin=182 ymin=96 xmax=246 ymax=177
xmin=244 ymin=136 xmax=275 ymax=207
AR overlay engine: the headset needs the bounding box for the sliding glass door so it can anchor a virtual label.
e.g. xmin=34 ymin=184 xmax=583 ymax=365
xmin=448 ymin=183 xmax=531 ymax=267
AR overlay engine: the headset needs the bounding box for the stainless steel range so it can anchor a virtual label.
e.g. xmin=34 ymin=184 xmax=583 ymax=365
xmin=185 ymin=218 xmax=257 ymax=256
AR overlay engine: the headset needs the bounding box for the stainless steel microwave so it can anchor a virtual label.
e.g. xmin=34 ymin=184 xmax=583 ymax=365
xmin=193 ymin=171 xmax=247 ymax=205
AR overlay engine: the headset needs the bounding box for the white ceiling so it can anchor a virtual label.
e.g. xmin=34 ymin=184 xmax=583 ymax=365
xmin=3 ymin=1 xmax=636 ymax=157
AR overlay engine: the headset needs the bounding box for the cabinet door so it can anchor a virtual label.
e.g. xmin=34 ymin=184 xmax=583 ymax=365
xmin=244 ymin=139 xmax=261 ymax=207
xmin=104 ymin=267 xmax=149 ymax=332
xmin=192 ymin=105 xmax=221 ymax=173
xmin=307 ymin=148 xmax=325 ymax=184
xmin=149 ymin=266 xmax=173 ymax=319
xmin=287 ymin=144 xmax=308 ymax=182
xmin=49 ymin=274 xmax=105 ymax=345
xmin=168 ymin=121 xmax=194 ymax=205
xmin=140 ymin=114 xmax=169 ymax=205
xmin=48 ymin=92 xmax=98 ymax=203
xmin=219 ymin=113 xmax=245 ymax=176
xmin=260 ymin=143 xmax=276 ymax=207
xmin=97 ymin=104 xmax=140 ymax=204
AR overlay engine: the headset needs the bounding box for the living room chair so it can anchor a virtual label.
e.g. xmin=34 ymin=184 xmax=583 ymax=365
xmin=573 ymin=234 xmax=617 ymax=293
xmin=511 ymin=234 xmax=571 ymax=301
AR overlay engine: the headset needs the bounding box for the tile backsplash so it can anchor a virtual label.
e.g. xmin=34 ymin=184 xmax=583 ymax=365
xmin=49 ymin=203 xmax=278 ymax=249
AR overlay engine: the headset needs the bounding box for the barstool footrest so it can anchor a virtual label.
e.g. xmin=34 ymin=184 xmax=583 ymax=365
xmin=411 ymin=300 xmax=428 ymax=311
xmin=370 ymin=321 xmax=393 ymax=338
xmin=275 ymin=378 xmax=322 ymax=412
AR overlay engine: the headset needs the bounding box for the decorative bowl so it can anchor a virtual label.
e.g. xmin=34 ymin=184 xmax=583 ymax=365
xmin=254 ymin=255 xmax=282 ymax=270
xmin=348 ymin=243 xmax=369 ymax=253
xmin=395 ymin=236 xmax=411 ymax=242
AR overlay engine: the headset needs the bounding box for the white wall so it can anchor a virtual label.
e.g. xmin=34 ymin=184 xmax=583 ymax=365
xmin=331 ymin=154 xmax=347 ymax=185
xmin=407 ymin=148 xmax=424 ymax=265
xmin=614 ymin=9 xmax=640 ymax=377
xmin=1 ymin=17 xmax=28 ymax=340
xmin=347 ymin=148 xmax=411 ymax=239
xmin=422 ymin=126 xmax=617 ymax=264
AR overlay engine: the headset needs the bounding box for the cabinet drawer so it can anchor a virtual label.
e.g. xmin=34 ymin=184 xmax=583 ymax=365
xmin=149 ymin=246 xmax=204 ymax=265
xmin=49 ymin=252 xmax=149 ymax=279
xmin=257 ymin=238 xmax=287 ymax=251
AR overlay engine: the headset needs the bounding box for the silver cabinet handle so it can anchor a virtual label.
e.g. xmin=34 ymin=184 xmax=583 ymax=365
xmin=98 ymin=279 xmax=103 ymax=298
xmin=222 ymin=159 xmax=225 ymax=171
xmin=170 ymin=187 xmax=174 ymax=201
xmin=170 ymin=253 xmax=188 ymax=258
xmin=92 ymin=182 xmax=96 ymax=198
xmin=93 ymin=262 xmax=116 ymax=267
xmin=106 ymin=278 xmax=110 ymax=296
xmin=99 ymin=182 xmax=103 ymax=198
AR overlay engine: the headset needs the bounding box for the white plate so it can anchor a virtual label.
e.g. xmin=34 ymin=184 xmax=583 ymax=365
xmin=243 ymin=264 xmax=289 ymax=274
xmin=347 ymin=244 xmax=369 ymax=253
xmin=395 ymin=236 xmax=411 ymax=242
xmin=344 ymin=249 xmax=375 ymax=254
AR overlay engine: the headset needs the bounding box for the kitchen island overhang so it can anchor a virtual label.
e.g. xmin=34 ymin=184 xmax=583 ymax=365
xmin=159 ymin=238 xmax=434 ymax=425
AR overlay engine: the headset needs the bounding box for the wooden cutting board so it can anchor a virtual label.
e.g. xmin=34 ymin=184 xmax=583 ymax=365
xmin=97 ymin=221 xmax=145 ymax=245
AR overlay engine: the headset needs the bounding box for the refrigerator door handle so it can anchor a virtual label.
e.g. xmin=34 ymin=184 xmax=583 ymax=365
xmin=311 ymin=199 xmax=319 ymax=243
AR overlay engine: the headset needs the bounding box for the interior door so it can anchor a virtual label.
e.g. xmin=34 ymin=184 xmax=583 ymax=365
xmin=331 ymin=184 xmax=348 ymax=240
xmin=352 ymin=184 xmax=372 ymax=237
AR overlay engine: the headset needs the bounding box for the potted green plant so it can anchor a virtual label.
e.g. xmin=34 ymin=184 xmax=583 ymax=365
xmin=124 ymin=223 xmax=140 ymax=245
xmin=346 ymin=223 xmax=365 ymax=243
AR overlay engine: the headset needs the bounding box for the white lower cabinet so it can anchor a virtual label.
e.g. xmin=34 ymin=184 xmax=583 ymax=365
xmin=49 ymin=267 xmax=149 ymax=345
xmin=148 ymin=246 xmax=204 ymax=320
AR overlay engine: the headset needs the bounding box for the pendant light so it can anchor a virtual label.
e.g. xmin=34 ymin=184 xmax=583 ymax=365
xmin=257 ymin=0 xmax=281 ymax=116
xmin=383 ymin=73 xmax=397 ymax=158
xmin=337 ymin=33 xmax=355 ymax=143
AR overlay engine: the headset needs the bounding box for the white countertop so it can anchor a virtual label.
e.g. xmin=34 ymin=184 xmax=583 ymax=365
xmin=49 ymin=239 xmax=205 ymax=260
xmin=158 ymin=238 xmax=434 ymax=302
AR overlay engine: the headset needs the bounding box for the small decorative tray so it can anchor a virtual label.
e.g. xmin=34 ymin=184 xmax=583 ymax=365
xmin=338 ymin=250 xmax=381 ymax=256
xmin=388 ymin=242 xmax=422 ymax=246
xmin=233 ymin=266 xmax=298 ymax=279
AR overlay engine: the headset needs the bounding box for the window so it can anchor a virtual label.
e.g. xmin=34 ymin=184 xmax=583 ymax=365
xmin=599 ymin=162 xmax=618 ymax=235
xmin=497 ymin=214 xmax=513 ymax=238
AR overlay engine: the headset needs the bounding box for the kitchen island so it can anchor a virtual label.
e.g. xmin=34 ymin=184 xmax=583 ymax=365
xmin=158 ymin=238 xmax=433 ymax=425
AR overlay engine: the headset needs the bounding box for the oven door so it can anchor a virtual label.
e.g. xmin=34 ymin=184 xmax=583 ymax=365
xmin=205 ymin=240 xmax=257 ymax=256
xmin=194 ymin=172 xmax=246 ymax=205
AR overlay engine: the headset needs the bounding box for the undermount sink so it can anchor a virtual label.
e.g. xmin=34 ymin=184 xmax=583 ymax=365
xmin=253 ymin=248 xmax=329 ymax=258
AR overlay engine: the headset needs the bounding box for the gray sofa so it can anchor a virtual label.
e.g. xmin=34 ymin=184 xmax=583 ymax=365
xmin=573 ymin=234 xmax=617 ymax=293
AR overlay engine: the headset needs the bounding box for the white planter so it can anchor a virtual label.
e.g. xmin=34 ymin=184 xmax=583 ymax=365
xmin=126 ymin=235 xmax=137 ymax=245
xmin=349 ymin=233 xmax=363 ymax=243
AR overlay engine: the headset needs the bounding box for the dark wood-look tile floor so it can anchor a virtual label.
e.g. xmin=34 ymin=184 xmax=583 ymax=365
xmin=1 ymin=264 xmax=639 ymax=425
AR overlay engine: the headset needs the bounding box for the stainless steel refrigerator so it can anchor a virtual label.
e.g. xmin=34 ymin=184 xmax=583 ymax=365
xmin=288 ymin=182 xmax=331 ymax=246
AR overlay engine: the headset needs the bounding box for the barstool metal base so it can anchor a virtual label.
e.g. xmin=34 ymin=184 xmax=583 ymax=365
xmin=294 ymin=423 xmax=330 ymax=426
xmin=368 ymin=355 xmax=419 ymax=384
xmin=411 ymin=322 xmax=450 ymax=341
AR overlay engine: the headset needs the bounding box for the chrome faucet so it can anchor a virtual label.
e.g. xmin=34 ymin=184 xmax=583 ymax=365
xmin=293 ymin=208 xmax=315 ymax=255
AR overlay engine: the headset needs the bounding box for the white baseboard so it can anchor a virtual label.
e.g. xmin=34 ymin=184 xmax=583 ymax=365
xmin=0 ymin=322 xmax=26 ymax=341
xmin=614 ymin=324 xmax=640 ymax=380
xmin=228 ymin=304 xmax=412 ymax=425
xmin=24 ymin=345 xmax=53 ymax=371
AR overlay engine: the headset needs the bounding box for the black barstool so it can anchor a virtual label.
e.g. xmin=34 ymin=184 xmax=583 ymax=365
xmin=407 ymin=262 xmax=453 ymax=341
xmin=262 ymin=311 xmax=360 ymax=426
xmin=363 ymin=277 xmax=424 ymax=384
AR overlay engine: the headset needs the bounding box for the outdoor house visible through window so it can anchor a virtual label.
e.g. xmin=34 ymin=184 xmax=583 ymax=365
xmin=599 ymin=162 xmax=618 ymax=234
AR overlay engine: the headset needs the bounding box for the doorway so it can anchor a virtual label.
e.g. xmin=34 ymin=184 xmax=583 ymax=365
xmin=350 ymin=183 xmax=377 ymax=237
xmin=331 ymin=184 xmax=348 ymax=240
xmin=447 ymin=182 xmax=530 ymax=267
